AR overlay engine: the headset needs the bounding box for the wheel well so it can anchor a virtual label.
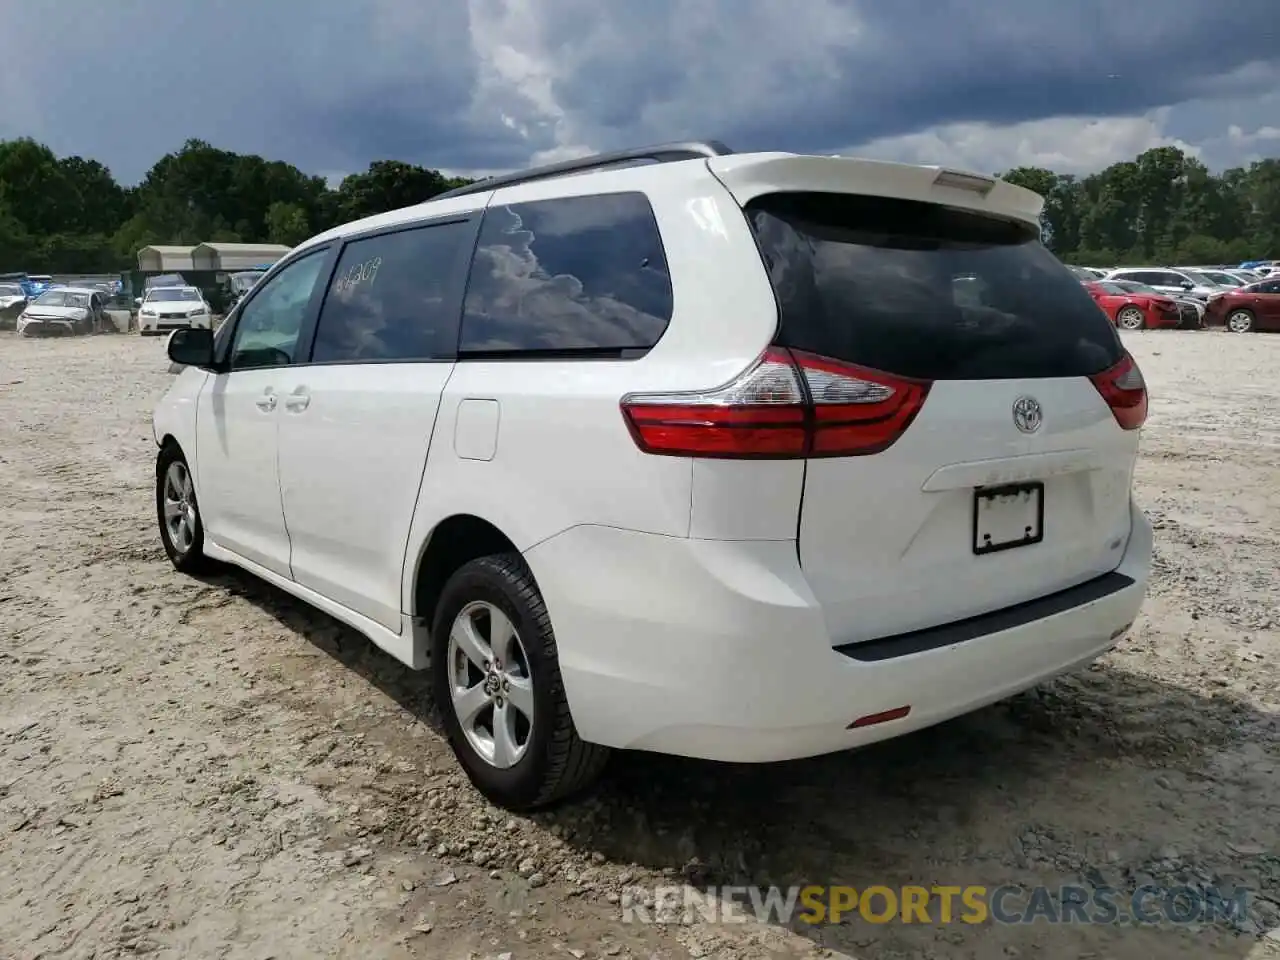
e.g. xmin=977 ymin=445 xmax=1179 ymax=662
xmin=156 ymin=435 xmax=180 ymax=473
xmin=413 ymin=515 xmax=518 ymax=627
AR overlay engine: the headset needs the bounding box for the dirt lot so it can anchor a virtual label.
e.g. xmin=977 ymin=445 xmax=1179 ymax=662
xmin=1 ymin=330 xmax=1277 ymax=960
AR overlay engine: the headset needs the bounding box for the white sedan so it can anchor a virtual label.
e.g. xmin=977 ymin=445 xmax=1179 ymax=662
xmin=16 ymin=287 xmax=105 ymax=336
xmin=138 ymin=286 xmax=213 ymax=336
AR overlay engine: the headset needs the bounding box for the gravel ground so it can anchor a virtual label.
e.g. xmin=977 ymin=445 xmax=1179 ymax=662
xmin=0 ymin=329 xmax=1277 ymax=960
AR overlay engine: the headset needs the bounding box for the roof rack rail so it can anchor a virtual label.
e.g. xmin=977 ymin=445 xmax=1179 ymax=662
xmin=431 ymin=140 xmax=735 ymax=202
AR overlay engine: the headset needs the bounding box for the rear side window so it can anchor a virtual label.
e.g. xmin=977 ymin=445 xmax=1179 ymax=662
xmin=747 ymin=192 xmax=1122 ymax=380
xmin=459 ymin=192 xmax=673 ymax=356
xmin=311 ymin=219 xmax=473 ymax=363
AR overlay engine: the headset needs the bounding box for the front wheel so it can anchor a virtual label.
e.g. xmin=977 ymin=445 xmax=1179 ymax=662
xmin=156 ymin=444 xmax=211 ymax=573
xmin=431 ymin=554 xmax=610 ymax=810
xmin=1226 ymin=309 xmax=1255 ymax=333
xmin=1116 ymin=306 xmax=1145 ymax=330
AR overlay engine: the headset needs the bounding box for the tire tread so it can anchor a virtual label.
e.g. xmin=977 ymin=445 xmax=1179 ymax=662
xmin=435 ymin=552 xmax=610 ymax=808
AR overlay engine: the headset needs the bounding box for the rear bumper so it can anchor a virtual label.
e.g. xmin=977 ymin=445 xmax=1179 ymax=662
xmin=526 ymin=500 xmax=1151 ymax=761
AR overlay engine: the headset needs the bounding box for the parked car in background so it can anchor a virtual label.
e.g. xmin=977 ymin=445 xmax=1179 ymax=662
xmin=25 ymin=274 xmax=54 ymax=297
xmin=1 ymin=272 xmax=48 ymax=299
xmin=1066 ymin=265 xmax=1098 ymax=281
xmin=153 ymin=142 xmax=1152 ymax=809
xmin=1108 ymin=280 xmax=1203 ymax=329
xmin=62 ymin=279 xmax=116 ymax=297
xmin=1189 ymin=268 xmax=1251 ymax=289
xmin=227 ymin=269 xmax=266 ymax=305
xmin=137 ymin=286 xmax=212 ymax=336
xmin=1204 ymin=278 xmax=1280 ymax=332
xmin=1083 ymin=281 xmax=1181 ymax=330
xmin=1104 ymin=267 xmax=1226 ymax=303
xmin=134 ymin=274 xmax=190 ymax=307
xmin=15 ymin=287 xmax=107 ymax=336
xmin=0 ymin=282 xmax=26 ymax=326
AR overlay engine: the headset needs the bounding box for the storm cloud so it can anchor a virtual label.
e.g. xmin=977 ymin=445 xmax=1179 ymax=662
xmin=0 ymin=0 xmax=1276 ymax=183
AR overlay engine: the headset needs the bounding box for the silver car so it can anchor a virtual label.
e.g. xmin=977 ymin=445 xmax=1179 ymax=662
xmin=1104 ymin=267 xmax=1227 ymax=303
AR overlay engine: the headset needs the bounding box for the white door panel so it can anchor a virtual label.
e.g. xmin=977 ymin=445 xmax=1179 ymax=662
xmin=277 ymin=364 xmax=453 ymax=631
xmin=195 ymin=370 xmax=290 ymax=576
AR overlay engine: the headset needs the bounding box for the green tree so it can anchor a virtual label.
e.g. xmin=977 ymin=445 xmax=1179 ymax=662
xmin=3 ymin=134 xmax=1275 ymax=273
xmin=264 ymin=201 xmax=310 ymax=246
xmin=333 ymin=160 xmax=458 ymax=222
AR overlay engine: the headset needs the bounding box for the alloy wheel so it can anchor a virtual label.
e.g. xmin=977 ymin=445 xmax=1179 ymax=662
xmin=447 ymin=601 xmax=535 ymax=769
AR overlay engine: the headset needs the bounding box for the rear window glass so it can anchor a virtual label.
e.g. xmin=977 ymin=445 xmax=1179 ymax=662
xmin=747 ymin=193 xmax=1123 ymax=380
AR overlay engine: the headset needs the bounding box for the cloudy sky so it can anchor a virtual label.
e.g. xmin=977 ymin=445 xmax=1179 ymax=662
xmin=1 ymin=0 xmax=1277 ymax=185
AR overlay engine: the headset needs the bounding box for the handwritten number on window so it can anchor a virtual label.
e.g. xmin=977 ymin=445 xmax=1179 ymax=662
xmin=334 ymin=257 xmax=382 ymax=296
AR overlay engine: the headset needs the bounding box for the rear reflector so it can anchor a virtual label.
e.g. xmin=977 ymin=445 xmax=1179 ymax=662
xmin=849 ymin=705 xmax=912 ymax=729
xmin=621 ymin=348 xmax=931 ymax=459
xmin=1089 ymin=352 xmax=1147 ymax=431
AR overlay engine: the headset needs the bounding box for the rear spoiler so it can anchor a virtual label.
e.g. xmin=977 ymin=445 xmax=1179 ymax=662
xmin=706 ymin=153 xmax=1044 ymax=227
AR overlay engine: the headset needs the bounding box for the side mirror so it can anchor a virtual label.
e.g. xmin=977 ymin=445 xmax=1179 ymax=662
xmin=134 ymin=296 xmax=143 ymax=306
xmin=167 ymin=326 xmax=216 ymax=367
xmin=1180 ymin=280 xmax=1194 ymax=289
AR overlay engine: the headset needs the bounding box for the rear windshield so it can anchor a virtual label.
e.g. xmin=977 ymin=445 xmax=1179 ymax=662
xmin=746 ymin=193 xmax=1123 ymax=380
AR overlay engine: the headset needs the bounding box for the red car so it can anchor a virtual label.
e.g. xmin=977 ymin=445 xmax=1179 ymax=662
xmin=1082 ymin=281 xmax=1181 ymax=330
xmin=1204 ymin=278 xmax=1280 ymax=332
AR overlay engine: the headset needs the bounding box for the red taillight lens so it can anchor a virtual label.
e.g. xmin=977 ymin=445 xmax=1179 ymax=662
xmin=621 ymin=348 xmax=931 ymax=458
xmin=792 ymin=350 xmax=931 ymax=456
xmin=1090 ymin=352 xmax=1147 ymax=430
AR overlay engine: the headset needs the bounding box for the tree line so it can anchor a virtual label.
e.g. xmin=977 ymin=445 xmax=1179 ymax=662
xmin=0 ymin=136 xmax=1276 ymax=273
xmin=0 ymin=137 xmax=475 ymax=274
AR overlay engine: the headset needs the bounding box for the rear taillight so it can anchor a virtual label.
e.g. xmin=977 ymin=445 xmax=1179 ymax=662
xmin=1090 ymin=352 xmax=1147 ymax=431
xmin=620 ymin=348 xmax=931 ymax=458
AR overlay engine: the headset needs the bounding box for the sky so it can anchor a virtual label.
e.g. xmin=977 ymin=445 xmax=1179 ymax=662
xmin=0 ymin=0 xmax=1277 ymax=186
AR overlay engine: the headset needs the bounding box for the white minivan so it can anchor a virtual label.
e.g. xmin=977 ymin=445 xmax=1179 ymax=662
xmin=153 ymin=143 xmax=1152 ymax=810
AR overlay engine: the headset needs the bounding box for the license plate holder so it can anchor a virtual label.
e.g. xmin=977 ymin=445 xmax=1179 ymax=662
xmin=973 ymin=481 xmax=1044 ymax=555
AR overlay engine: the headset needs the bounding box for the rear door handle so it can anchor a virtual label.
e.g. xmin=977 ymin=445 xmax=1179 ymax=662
xmin=284 ymin=386 xmax=310 ymax=412
xmin=254 ymin=390 xmax=277 ymax=412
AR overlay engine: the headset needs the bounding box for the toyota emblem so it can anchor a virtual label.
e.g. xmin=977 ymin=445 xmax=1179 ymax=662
xmin=1012 ymin=396 xmax=1043 ymax=434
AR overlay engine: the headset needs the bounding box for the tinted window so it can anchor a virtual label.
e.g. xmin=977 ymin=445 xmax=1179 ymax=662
xmin=459 ymin=192 xmax=673 ymax=356
xmin=747 ymin=192 xmax=1122 ymax=381
xmin=1256 ymin=280 xmax=1280 ymax=294
xmin=310 ymin=220 xmax=472 ymax=363
xmin=147 ymin=288 xmax=200 ymax=302
xmin=230 ymin=251 xmax=327 ymax=370
xmin=1204 ymin=272 xmax=1241 ymax=286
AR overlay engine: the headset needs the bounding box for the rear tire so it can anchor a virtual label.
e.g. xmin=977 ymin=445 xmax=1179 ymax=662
xmin=1226 ymin=309 xmax=1255 ymax=333
xmin=431 ymin=553 xmax=610 ymax=810
xmin=1116 ymin=306 xmax=1145 ymax=330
